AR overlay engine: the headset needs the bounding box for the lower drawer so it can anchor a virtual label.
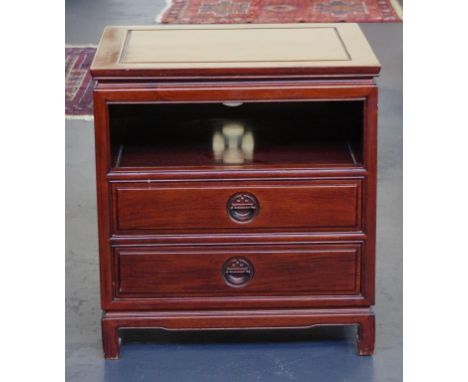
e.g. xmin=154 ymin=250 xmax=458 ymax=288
xmin=114 ymin=244 xmax=361 ymax=298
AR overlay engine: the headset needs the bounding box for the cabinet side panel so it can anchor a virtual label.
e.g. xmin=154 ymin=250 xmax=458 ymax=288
xmin=361 ymin=86 xmax=378 ymax=304
xmin=93 ymin=90 xmax=114 ymax=309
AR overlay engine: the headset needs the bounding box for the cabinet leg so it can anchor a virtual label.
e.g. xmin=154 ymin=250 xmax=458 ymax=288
xmin=102 ymin=318 xmax=120 ymax=359
xmin=357 ymin=314 xmax=375 ymax=356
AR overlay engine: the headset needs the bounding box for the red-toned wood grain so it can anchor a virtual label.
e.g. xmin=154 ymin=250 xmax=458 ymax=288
xmin=115 ymin=244 xmax=361 ymax=297
xmin=115 ymin=142 xmax=358 ymax=168
xmin=101 ymin=308 xmax=375 ymax=359
xmin=112 ymin=180 xmax=362 ymax=234
xmin=92 ymin=79 xmax=378 ymax=358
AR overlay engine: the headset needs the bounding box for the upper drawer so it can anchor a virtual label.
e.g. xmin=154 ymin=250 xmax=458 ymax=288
xmin=111 ymin=179 xmax=362 ymax=234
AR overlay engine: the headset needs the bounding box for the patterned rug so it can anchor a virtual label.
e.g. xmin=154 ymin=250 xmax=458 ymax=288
xmin=65 ymin=46 xmax=96 ymax=118
xmin=159 ymin=0 xmax=402 ymax=24
xmin=66 ymin=1 xmax=402 ymax=118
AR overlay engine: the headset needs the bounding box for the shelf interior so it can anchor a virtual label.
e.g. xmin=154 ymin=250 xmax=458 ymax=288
xmin=109 ymin=101 xmax=364 ymax=170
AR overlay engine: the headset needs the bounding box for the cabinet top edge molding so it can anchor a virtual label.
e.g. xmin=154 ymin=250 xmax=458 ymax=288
xmin=90 ymin=24 xmax=381 ymax=80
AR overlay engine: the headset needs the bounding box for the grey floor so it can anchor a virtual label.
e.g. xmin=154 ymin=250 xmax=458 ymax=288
xmin=66 ymin=1 xmax=402 ymax=380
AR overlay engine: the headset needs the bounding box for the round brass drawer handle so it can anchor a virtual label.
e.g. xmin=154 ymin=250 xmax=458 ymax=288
xmin=222 ymin=257 xmax=254 ymax=287
xmin=227 ymin=192 xmax=259 ymax=223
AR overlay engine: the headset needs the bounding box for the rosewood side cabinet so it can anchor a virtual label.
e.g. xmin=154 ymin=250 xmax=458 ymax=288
xmin=90 ymin=24 xmax=380 ymax=359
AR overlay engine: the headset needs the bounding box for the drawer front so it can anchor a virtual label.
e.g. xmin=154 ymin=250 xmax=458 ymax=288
xmin=115 ymin=244 xmax=361 ymax=298
xmin=112 ymin=180 xmax=362 ymax=234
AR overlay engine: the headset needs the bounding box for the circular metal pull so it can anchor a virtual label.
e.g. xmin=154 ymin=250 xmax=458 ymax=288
xmin=227 ymin=192 xmax=259 ymax=223
xmin=222 ymin=257 xmax=254 ymax=287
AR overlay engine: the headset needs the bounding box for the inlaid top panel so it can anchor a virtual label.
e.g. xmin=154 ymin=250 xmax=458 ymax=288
xmin=91 ymin=24 xmax=380 ymax=79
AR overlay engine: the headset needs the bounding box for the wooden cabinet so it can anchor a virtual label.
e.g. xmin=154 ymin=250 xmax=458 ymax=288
xmin=91 ymin=23 xmax=380 ymax=359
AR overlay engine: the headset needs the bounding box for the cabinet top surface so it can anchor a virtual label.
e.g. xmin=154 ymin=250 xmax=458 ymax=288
xmin=90 ymin=24 xmax=380 ymax=80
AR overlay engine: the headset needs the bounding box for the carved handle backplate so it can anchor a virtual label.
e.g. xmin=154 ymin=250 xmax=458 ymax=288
xmin=227 ymin=192 xmax=259 ymax=223
xmin=222 ymin=257 xmax=254 ymax=287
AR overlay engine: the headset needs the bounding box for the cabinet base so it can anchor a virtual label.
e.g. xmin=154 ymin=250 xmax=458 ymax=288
xmin=102 ymin=308 xmax=375 ymax=359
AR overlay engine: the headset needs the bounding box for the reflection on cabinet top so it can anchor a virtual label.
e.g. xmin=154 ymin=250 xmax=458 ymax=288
xmin=90 ymin=24 xmax=381 ymax=79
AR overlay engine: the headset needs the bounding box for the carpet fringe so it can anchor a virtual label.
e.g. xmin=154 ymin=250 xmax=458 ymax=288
xmin=390 ymin=0 xmax=403 ymax=20
xmin=155 ymin=0 xmax=174 ymax=23
xmin=66 ymin=115 xmax=94 ymax=121
xmin=65 ymin=44 xmax=98 ymax=48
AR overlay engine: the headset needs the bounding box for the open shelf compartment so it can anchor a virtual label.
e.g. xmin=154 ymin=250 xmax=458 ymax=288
xmin=109 ymin=101 xmax=364 ymax=170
